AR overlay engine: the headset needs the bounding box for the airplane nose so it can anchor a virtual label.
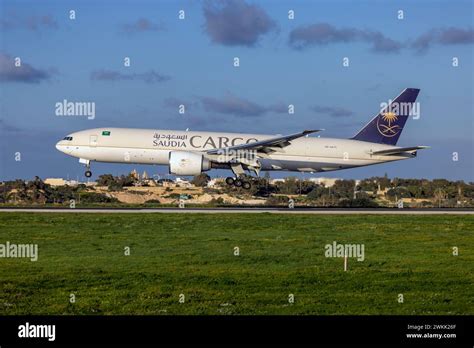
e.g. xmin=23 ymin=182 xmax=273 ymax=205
xmin=56 ymin=141 xmax=66 ymax=153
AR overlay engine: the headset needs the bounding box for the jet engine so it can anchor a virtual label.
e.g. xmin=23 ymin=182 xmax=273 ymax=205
xmin=169 ymin=151 xmax=211 ymax=175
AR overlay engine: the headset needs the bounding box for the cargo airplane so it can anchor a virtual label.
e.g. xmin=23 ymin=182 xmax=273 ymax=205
xmin=56 ymin=88 xmax=428 ymax=189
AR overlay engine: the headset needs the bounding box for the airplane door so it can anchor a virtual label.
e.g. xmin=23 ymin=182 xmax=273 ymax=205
xmin=89 ymin=135 xmax=98 ymax=147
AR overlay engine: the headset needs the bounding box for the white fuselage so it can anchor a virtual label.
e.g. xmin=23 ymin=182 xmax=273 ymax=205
xmin=56 ymin=128 xmax=414 ymax=173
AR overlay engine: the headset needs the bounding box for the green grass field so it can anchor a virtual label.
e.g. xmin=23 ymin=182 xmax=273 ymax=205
xmin=0 ymin=213 xmax=472 ymax=315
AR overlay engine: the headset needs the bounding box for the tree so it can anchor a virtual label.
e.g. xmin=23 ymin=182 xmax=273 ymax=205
xmin=338 ymin=197 xmax=379 ymax=208
xmin=299 ymin=180 xmax=318 ymax=194
xmin=250 ymin=176 xmax=277 ymax=196
xmin=264 ymin=171 xmax=271 ymax=191
xmin=332 ymin=180 xmax=355 ymax=199
xmin=276 ymin=177 xmax=299 ymax=194
xmin=97 ymin=174 xmax=137 ymax=191
xmin=307 ymin=186 xmax=327 ymax=200
xmin=433 ymin=188 xmax=447 ymax=208
xmin=191 ymin=173 xmax=210 ymax=187
xmin=118 ymin=174 xmax=137 ymax=187
xmin=97 ymin=174 xmax=115 ymax=187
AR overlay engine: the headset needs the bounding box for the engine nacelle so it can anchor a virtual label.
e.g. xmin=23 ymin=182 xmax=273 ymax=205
xmin=169 ymin=151 xmax=210 ymax=176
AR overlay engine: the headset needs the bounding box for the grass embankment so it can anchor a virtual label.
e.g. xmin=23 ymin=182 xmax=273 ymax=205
xmin=0 ymin=213 xmax=472 ymax=315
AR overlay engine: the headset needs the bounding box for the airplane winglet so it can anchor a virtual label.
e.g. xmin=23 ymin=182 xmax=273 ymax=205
xmin=303 ymin=129 xmax=324 ymax=135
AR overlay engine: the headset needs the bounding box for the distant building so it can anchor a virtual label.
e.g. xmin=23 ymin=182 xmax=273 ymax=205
xmin=207 ymin=178 xmax=224 ymax=188
xmin=130 ymin=169 xmax=139 ymax=180
xmin=142 ymin=178 xmax=156 ymax=186
xmin=270 ymin=178 xmax=286 ymax=184
xmin=157 ymin=178 xmax=174 ymax=187
xmin=44 ymin=178 xmax=66 ymax=186
xmin=44 ymin=178 xmax=80 ymax=186
xmin=175 ymin=177 xmax=192 ymax=188
xmin=269 ymin=177 xmax=342 ymax=187
xmin=308 ymin=178 xmax=341 ymax=187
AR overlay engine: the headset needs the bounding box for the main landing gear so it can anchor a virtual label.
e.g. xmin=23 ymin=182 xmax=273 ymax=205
xmin=85 ymin=170 xmax=92 ymax=178
xmin=225 ymin=177 xmax=252 ymax=190
xmin=226 ymin=163 xmax=255 ymax=190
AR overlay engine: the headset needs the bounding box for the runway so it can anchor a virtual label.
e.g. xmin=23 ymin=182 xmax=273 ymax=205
xmin=0 ymin=207 xmax=473 ymax=214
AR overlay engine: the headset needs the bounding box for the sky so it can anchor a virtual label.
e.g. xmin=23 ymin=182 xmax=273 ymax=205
xmin=0 ymin=0 xmax=473 ymax=182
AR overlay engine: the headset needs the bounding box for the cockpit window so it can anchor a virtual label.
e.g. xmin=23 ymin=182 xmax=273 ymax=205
xmin=63 ymin=136 xmax=73 ymax=141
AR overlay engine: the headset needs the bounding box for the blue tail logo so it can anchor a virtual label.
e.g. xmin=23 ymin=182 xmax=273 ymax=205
xmin=352 ymin=88 xmax=420 ymax=145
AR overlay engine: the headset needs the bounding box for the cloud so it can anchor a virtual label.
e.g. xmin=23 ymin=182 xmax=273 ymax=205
xmin=163 ymin=98 xmax=199 ymax=110
xmin=364 ymin=31 xmax=403 ymax=53
xmin=311 ymin=105 xmax=354 ymax=118
xmin=203 ymin=0 xmax=276 ymax=47
xmin=0 ymin=119 xmax=22 ymax=133
xmin=0 ymin=52 xmax=54 ymax=83
xmin=91 ymin=69 xmax=171 ymax=83
xmin=438 ymin=27 xmax=474 ymax=44
xmin=289 ymin=24 xmax=473 ymax=54
xmin=289 ymin=23 xmax=402 ymax=53
xmin=120 ymin=18 xmax=165 ymax=34
xmin=0 ymin=14 xmax=58 ymax=31
xmin=411 ymin=27 xmax=474 ymax=53
xmin=199 ymin=94 xmax=288 ymax=117
xmin=267 ymin=102 xmax=288 ymax=113
xmin=201 ymin=94 xmax=267 ymax=116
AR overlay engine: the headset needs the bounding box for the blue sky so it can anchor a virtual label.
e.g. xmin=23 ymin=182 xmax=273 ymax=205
xmin=1 ymin=0 xmax=473 ymax=181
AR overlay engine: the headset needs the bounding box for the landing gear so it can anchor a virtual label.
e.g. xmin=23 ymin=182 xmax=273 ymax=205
xmin=227 ymin=163 xmax=255 ymax=190
xmin=80 ymin=158 xmax=92 ymax=178
xmin=225 ymin=176 xmax=252 ymax=190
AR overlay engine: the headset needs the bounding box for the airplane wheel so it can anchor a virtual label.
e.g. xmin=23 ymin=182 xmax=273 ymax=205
xmin=242 ymin=181 xmax=251 ymax=190
xmin=85 ymin=170 xmax=92 ymax=178
xmin=225 ymin=177 xmax=235 ymax=186
xmin=234 ymin=179 xmax=242 ymax=187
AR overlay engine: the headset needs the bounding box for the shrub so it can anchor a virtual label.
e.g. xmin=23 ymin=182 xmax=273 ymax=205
xmin=191 ymin=173 xmax=211 ymax=187
xmin=145 ymin=199 xmax=161 ymax=204
xmin=265 ymin=195 xmax=289 ymax=206
xmin=338 ymin=198 xmax=379 ymax=208
xmin=79 ymin=192 xmax=119 ymax=203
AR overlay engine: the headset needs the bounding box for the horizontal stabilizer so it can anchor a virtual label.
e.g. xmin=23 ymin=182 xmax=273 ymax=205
xmin=371 ymin=146 xmax=430 ymax=156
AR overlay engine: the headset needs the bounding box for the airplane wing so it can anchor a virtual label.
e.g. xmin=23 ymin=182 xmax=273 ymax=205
xmin=371 ymin=146 xmax=430 ymax=156
xmin=206 ymin=129 xmax=323 ymax=155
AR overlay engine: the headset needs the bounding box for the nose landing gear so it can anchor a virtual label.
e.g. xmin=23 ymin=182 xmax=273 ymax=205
xmin=79 ymin=158 xmax=92 ymax=178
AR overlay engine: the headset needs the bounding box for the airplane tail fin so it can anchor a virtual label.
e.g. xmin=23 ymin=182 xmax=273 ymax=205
xmin=351 ymin=88 xmax=420 ymax=145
